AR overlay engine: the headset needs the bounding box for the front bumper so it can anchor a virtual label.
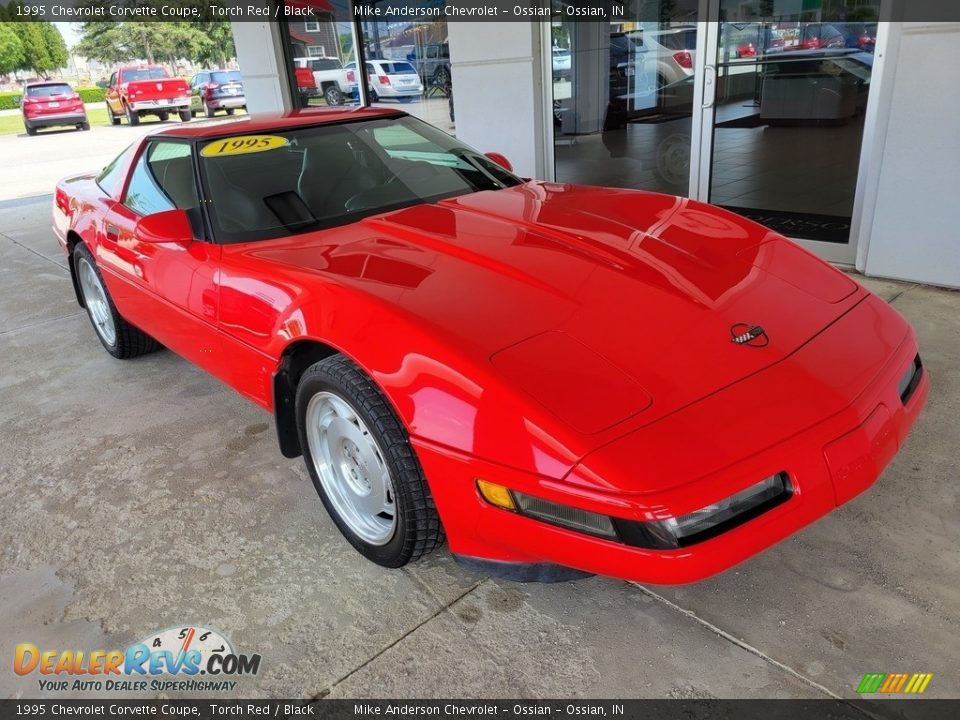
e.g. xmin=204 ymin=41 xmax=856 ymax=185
xmin=25 ymin=112 xmax=86 ymax=128
xmin=415 ymin=295 xmax=927 ymax=584
xmin=129 ymin=99 xmax=190 ymax=112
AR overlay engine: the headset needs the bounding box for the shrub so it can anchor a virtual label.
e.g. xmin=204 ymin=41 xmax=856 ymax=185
xmin=0 ymin=86 xmax=105 ymax=109
xmin=0 ymin=92 xmax=21 ymax=110
xmin=77 ymin=87 xmax=106 ymax=103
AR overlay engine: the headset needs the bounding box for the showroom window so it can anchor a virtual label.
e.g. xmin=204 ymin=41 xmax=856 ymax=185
xmin=551 ymin=0 xmax=882 ymax=246
xmin=354 ymin=0 xmax=455 ymax=134
xmin=280 ymin=1 xmax=363 ymax=110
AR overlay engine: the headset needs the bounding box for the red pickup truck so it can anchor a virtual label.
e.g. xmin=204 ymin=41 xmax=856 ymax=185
xmin=105 ymin=65 xmax=191 ymax=126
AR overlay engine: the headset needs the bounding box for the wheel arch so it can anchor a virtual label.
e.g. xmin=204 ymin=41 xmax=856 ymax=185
xmin=65 ymin=230 xmax=86 ymax=308
xmin=272 ymin=338 xmax=343 ymax=458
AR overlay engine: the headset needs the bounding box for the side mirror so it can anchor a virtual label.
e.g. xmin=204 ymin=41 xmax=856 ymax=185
xmin=134 ymin=208 xmax=193 ymax=245
xmin=484 ymin=152 xmax=513 ymax=173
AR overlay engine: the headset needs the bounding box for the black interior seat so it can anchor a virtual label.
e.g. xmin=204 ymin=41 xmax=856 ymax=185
xmin=297 ymin=137 xmax=380 ymax=218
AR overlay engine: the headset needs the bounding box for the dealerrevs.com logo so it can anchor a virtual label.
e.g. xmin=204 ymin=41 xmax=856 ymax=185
xmin=14 ymin=625 xmax=261 ymax=693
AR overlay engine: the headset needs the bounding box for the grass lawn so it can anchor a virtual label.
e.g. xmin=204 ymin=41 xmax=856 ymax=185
xmin=0 ymin=107 xmax=248 ymax=136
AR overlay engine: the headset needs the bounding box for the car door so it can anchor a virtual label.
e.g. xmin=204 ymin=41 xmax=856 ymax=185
xmin=189 ymin=73 xmax=206 ymax=113
xmin=106 ymin=71 xmax=120 ymax=114
xmin=97 ymin=139 xmax=228 ymax=380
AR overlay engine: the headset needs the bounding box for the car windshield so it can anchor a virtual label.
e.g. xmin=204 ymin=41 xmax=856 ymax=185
xmin=124 ymin=67 xmax=169 ymax=81
xmin=211 ymin=71 xmax=242 ymax=84
xmin=379 ymin=62 xmax=417 ymax=75
xmin=26 ymin=84 xmax=72 ymax=97
xmin=200 ymin=115 xmax=523 ymax=244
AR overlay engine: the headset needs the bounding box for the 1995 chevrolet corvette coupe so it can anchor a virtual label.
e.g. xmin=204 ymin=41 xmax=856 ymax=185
xmin=54 ymin=108 xmax=927 ymax=583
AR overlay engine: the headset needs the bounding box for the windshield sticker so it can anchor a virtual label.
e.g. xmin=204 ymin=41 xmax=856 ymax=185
xmin=201 ymin=135 xmax=289 ymax=158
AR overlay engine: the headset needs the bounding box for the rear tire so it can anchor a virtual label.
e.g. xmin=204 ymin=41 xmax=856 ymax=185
xmin=225 ymin=108 xmax=235 ymax=116
xmin=179 ymin=109 xmax=191 ymax=122
xmin=324 ymin=85 xmax=344 ymax=106
xmin=124 ymin=103 xmax=139 ymax=126
xmin=73 ymin=244 xmax=160 ymax=360
xmin=203 ymin=101 xmax=215 ymax=118
xmin=79 ymin=121 xmax=90 ymax=131
xmin=295 ymin=355 xmax=444 ymax=567
xmin=25 ymin=125 xmax=37 ymax=136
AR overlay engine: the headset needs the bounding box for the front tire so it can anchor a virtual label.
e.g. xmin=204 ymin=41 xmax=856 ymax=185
xmin=295 ymin=355 xmax=444 ymax=567
xmin=73 ymin=244 xmax=160 ymax=359
xmin=107 ymin=102 xmax=120 ymax=125
xmin=158 ymin=111 xmax=169 ymax=122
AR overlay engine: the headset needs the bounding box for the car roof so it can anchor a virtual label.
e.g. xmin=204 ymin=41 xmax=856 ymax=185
xmin=152 ymin=106 xmax=407 ymax=140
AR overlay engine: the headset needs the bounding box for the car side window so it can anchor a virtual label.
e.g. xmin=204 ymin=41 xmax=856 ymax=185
xmin=96 ymin=143 xmax=136 ymax=198
xmin=109 ymin=72 xmax=116 ymax=86
xmin=365 ymin=63 xmax=375 ymax=76
xmin=124 ymin=141 xmax=199 ymax=216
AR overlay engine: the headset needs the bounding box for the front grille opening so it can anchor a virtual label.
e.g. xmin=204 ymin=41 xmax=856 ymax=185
xmin=898 ymin=355 xmax=923 ymax=405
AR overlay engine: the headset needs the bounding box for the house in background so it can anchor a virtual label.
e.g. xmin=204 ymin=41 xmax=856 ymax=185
xmin=287 ymin=18 xmax=342 ymax=60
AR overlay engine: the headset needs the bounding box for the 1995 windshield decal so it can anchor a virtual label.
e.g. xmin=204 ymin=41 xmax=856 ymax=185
xmin=13 ymin=626 xmax=260 ymax=693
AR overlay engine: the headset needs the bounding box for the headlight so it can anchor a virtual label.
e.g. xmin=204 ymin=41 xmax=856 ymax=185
xmin=616 ymin=473 xmax=792 ymax=549
xmin=477 ymin=473 xmax=791 ymax=549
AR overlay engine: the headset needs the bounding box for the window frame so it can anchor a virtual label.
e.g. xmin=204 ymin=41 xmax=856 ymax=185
xmin=120 ymin=138 xmax=201 ymax=219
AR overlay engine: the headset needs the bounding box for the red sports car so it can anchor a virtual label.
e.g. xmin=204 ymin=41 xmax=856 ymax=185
xmin=53 ymin=108 xmax=927 ymax=584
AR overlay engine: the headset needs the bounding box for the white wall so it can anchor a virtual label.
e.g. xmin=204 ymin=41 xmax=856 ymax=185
xmin=447 ymin=22 xmax=548 ymax=179
xmin=230 ymin=22 xmax=291 ymax=115
xmin=856 ymin=23 xmax=960 ymax=288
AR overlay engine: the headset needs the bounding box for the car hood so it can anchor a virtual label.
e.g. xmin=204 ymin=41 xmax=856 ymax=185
xmin=255 ymin=182 xmax=862 ymax=444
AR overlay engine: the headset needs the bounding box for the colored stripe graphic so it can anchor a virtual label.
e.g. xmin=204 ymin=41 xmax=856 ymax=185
xmin=857 ymin=673 xmax=932 ymax=694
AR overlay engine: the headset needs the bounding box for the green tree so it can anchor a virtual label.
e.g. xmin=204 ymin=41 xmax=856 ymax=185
xmin=20 ymin=23 xmax=52 ymax=75
xmin=0 ymin=22 xmax=25 ymax=76
xmin=40 ymin=22 xmax=68 ymax=71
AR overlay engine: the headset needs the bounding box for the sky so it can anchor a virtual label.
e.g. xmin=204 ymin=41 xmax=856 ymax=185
xmin=55 ymin=22 xmax=81 ymax=49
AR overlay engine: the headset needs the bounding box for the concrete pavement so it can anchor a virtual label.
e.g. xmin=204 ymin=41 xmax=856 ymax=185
xmin=0 ymin=197 xmax=957 ymax=700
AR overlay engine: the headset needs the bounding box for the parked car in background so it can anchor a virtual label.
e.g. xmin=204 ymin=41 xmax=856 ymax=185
xmin=552 ymin=47 xmax=572 ymax=81
xmin=293 ymin=57 xmax=356 ymax=106
xmin=21 ymin=81 xmax=88 ymax=136
xmin=628 ymin=27 xmax=697 ymax=91
xmin=833 ymin=22 xmax=877 ymax=52
xmin=410 ymin=42 xmax=450 ymax=87
xmin=189 ymin=69 xmax=245 ymax=118
xmin=105 ymin=65 xmax=191 ymax=126
xmin=352 ymin=60 xmax=424 ymax=103
xmin=794 ymin=23 xmax=846 ymax=50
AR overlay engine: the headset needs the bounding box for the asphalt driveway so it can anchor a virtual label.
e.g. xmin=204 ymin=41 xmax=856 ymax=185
xmin=1 ymin=195 xmax=957 ymax=699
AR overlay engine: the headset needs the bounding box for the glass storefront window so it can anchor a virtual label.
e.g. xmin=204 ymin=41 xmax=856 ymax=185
xmin=551 ymin=1 xmax=701 ymax=196
xmin=354 ymin=1 xmax=455 ymax=134
xmin=708 ymin=1 xmax=881 ymax=243
xmin=281 ymin=1 xmax=362 ymax=109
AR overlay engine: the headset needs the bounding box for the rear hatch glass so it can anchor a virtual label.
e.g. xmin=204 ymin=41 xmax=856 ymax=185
xmin=27 ymin=84 xmax=72 ymax=97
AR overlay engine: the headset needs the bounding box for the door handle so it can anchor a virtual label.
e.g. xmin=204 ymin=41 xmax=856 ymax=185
xmin=105 ymin=224 xmax=120 ymax=241
xmin=702 ymin=64 xmax=717 ymax=109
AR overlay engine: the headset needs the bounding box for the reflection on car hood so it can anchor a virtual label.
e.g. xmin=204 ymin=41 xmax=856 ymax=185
xmin=255 ymin=182 xmax=862 ymax=436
